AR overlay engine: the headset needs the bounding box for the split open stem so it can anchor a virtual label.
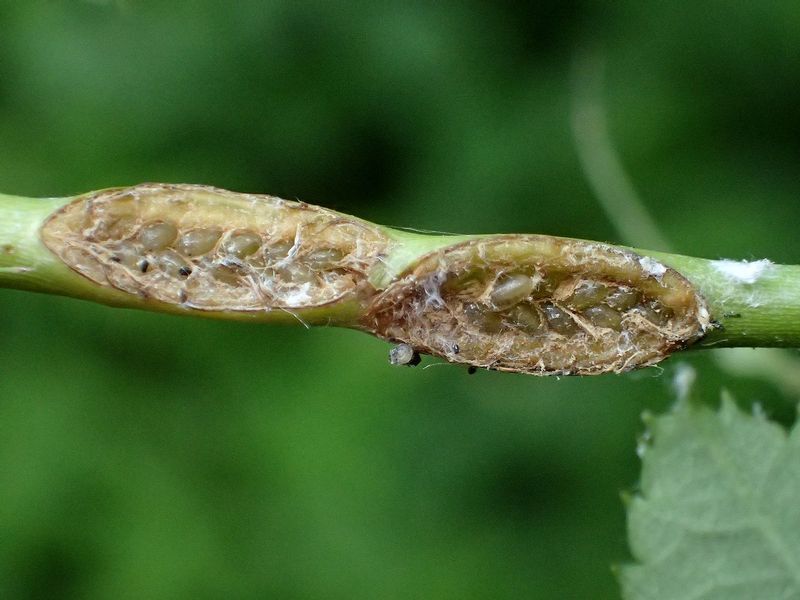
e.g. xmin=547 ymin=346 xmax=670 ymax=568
xmin=1 ymin=187 xmax=798 ymax=375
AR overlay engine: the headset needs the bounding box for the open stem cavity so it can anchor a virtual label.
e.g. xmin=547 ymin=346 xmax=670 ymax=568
xmin=1 ymin=183 xmax=799 ymax=375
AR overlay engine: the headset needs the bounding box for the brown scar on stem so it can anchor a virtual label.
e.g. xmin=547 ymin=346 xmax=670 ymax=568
xmin=361 ymin=235 xmax=711 ymax=375
xmin=40 ymin=183 xmax=712 ymax=375
xmin=40 ymin=183 xmax=392 ymax=315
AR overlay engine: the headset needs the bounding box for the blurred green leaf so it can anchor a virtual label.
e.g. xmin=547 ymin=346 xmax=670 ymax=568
xmin=621 ymin=394 xmax=800 ymax=599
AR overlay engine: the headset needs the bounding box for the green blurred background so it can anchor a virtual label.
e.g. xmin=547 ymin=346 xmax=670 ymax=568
xmin=1 ymin=2 xmax=799 ymax=598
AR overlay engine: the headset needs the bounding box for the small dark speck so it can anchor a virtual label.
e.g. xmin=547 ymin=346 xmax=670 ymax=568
xmin=2 ymin=244 xmax=14 ymax=254
xmin=178 ymin=266 xmax=192 ymax=277
xmin=722 ymin=312 xmax=742 ymax=319
xmin=452 ymin=344 xmax=460 ymax=354
xmin=138 ymin=259 xmax=149 ymax=273
xmin=110 ymin=256 xmax=121 ymax=263
xmin=468 ymin=366 xmax=477 ymax=375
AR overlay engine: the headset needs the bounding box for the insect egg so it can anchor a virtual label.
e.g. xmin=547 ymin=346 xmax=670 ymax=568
xmin=109 ymin=241 xmax=141 ymax=268
xmin=605 ymin=287 xmax=642 ymax=311
xmin=464 ymin=303 xmax=504 ymax=333
xmin=305 ymin=248 xmax=344 ymax=270
xmin=508 ymin=303 xmax=542 ymax=333
xmin=155 ymin=249 xmax=191 ymax=278
xmin=177 ymin=228 xmax=222 ymax=257
xmin=138 ymin=221 xmax=178 ymax=250
xmin=582 ymin=304 xmax=622 ymax=330
xmin=223 ymin=230 xmax=262 ymax=259
xmin=568 ymin=282 xmax=610 ymax=310
xmin=541 ymin=302 xmax=580 ymax=335
xmin=635 ymin=302 xmax=672 ymax=326
xmin=210 ymin=263 xmax=241 ymax=286
xmin=264 ymin=241 xmax=293 ymax=262
xmin=489 ymin=273 xmax=534 ymax=309
xmin=389 ymin=343 xmax=421 ymax=366
xmin=61 ymin=247 xmax=106 ymax=282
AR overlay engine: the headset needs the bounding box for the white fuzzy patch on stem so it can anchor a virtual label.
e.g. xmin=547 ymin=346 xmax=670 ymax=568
xmin=711 ymin=258 xmax=773 ymax=284
xmin=639 ymin=256 xmax=667 ymax=279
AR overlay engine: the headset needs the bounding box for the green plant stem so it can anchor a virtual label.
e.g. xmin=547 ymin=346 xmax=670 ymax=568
xmin=1 ymin=191 xmax=799 ymax=348
xmin=644 ymin=251 xmax=800 ymax=348
xmin=0 ymin=194 xmax=76 ymax=295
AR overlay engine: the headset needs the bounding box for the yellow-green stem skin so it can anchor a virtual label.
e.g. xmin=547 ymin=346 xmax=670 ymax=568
xmin=370 ymin=228 xmax=478 ymax=288
xmin=1 ymin=191 xmax=799 ymax=348
xmin=0 ymin=194 xmax=78 ymax=295
xmin=642 ymin=250 xmax=800 ymax=348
